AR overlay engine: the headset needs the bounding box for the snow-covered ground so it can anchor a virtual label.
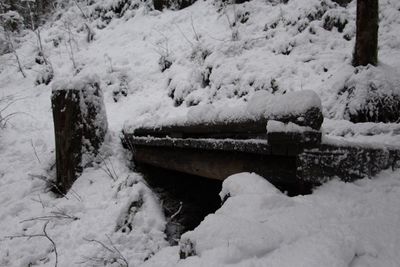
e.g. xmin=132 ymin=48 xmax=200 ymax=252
xmin=145 ymin=172 xmax=400 ymax=267
xmin=1 ymin=0 xmax=400 ymax=266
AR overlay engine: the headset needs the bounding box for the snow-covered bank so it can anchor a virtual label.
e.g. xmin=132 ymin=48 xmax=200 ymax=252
xmin=144 ymin=171 xmax=400 ymax=267
xmin=0 ymin=129 xmax=167 ymax=266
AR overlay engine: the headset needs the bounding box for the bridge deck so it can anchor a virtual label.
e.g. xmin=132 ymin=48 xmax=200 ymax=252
xmin=122 ymin=129 xmax=400 ymax=195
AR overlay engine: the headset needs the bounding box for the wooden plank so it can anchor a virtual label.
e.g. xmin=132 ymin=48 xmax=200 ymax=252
xmin=267 ymin=131 xmax=322 ymax=145
xmin=122 ymin=135 xmax=273 ymax=155
xmin=122 ymin=131 xmax=321 ymax=157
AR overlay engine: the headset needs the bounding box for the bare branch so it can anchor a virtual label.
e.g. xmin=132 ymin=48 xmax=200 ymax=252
xmin=30 ymin=139 xmax=41 ymax=164
xmin=190 ymin=16 xmax=200 ymax=42
xmin=83 ymin=235 xmax=129 ymax=267
xmin=170 ymin=201 xmax=183 ymax=220
xmin=4 ymin=221 xmax=58 ymax=267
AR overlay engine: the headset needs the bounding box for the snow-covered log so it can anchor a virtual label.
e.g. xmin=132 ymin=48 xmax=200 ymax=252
xmin=128 ymin=90 xmax=323 ymax=139
xmin=51 ymin=74 xmax=108 ymax=193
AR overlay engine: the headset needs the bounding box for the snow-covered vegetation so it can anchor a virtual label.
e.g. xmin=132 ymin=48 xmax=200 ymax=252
xmin=0 ymin=0 xmax=400 ymax=266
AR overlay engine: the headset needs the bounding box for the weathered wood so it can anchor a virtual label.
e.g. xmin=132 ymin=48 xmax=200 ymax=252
xmin=123 ymin=132 xmax=400 ymax=191
xmin=267 ymin=131 xmax=322 ymax=145
xmin=297 ymin=144 xmax=400 ymax=183
xmin=52 ymin=89 xmax=82 ymax=193
xmin=129 ymin=106 xmax=323 ymax=139
xmin=122 ymin=136 xmax=272 ymax=155
xmin=131 ymin=145 xmax=304 ymax=192
xmin=52 ymin=78 xmax=107 ymax=193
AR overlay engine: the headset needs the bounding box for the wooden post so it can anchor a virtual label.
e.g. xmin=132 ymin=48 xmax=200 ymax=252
xmin=352 ymin=0 xmax=379 ymax=66
xmin=52 ymin=76 xmax=107 ymax=193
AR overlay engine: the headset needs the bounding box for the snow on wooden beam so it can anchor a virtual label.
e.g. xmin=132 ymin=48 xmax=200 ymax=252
xmin=126 ymin=90 xmax=324 ymax=139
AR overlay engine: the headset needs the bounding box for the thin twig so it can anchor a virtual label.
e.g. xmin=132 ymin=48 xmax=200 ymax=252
xmin=30 ymin=139 xmax=41 ymax=164
xmin=20 ymin=212 xmax=79 ymax=223
xmin=83 ymin=235 xmax=129 ymax=267
xmin=72 ymin=0 xmax=88 ymax=19
xmin=43 ymin=222 xmax=58 ymax=267
xmin=106 ymin=234 xmax=129 ymax=267
xmin=28 ymin=174 xmax=69 ymax=200
xmin=98 ymin=154 xmax=118 ymax=181
xmin=5 ymin=221 xmax=58 ymax=267
xmin=190 ymin=16 xmax=200 ymax=42
xmin=170 ymin=202 xmax=183 ymax=220
xmin=174 ymin=23 xmax=194 ymax=47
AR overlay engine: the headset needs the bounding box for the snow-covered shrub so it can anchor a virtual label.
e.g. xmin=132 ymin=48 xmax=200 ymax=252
xmin=0 ymin=11 xmax=24 ymax=33
xmin=305 ymin=0 xmax=330 ymax=22
xmin=334 ymin=65 xmax=400 ymax=123
xmin=115 ymin=194 xmax=144 ymax=233
xmin=89 ymin=0 xmax=153 ymax=24
xmin=112 ymin=74 xmax=129 ymax=102
xmin=0 ymin=37 xmax=10 ymax=55
xmin=166 ymin=43 xmax=211 ymax=107
xmin=0 ymin=95 xmax=16 ymax=128
xmin=190 ymin=44 xmax=210 ymax=65
xmin=322 ymin=9 xmax=348 ymax=33
xmin=235 ymin=9 xmax=250 ymax=25
xmin=34 ymin=51 xmax=46 ymax=65
xmin=153 ymin=0 xmax=197 ymax=11
xmin=331 ymin=0 xmax=352 ymax=7
xmin=103 ymin=68 xmax=131 ymax=102
xmin=158 ymin=54 xmax=172 ymax=72
xmin=35 ymin=64 xmax=54 ymax=86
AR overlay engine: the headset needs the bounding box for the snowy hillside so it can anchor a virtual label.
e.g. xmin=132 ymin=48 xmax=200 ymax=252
xmin=1 ymin=0 xmax=400 ymax=266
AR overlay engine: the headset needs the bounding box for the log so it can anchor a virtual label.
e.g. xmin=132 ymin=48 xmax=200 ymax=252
xmin=52 ymin=75 xmax=107 ymax=193
xmin=127 ymin=91 xmax=323 ymax=139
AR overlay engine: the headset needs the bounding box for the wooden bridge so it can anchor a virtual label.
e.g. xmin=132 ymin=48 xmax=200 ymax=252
xmin=121 ymin=94 xmax=400 ymax=194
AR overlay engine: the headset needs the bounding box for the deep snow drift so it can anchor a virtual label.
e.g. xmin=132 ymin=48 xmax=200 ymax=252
xmin=1 ymin=0 xmax=400 ymax=266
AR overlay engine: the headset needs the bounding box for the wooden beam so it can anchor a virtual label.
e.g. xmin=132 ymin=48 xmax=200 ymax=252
xmin=132 ymin=145 xmax=300 ymax=187
xmin=128 ymin=106 xmax=323 ymax=139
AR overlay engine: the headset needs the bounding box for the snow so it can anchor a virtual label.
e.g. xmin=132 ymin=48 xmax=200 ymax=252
xmin=267 ymin=120 xmax=314 ymax=133
xmin=51 ymin=73 xmax=100 ymax=92
xmin=144 ymin=171 xmax=400 ymax=267
xmin=124 ymin=90 xmax=321 ymax=131
xmin=0 ymin=0 xmax=400 ymax=266
xmin=322 ymin=119 xmax=400 ymax=149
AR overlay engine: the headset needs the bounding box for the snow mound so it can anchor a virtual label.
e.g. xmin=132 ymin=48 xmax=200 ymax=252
xmin=219 ymin=172 xmax=281 ymax=200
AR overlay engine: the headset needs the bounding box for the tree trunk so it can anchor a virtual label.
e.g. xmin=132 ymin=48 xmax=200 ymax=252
xmin=352 ymin=0 xmax=379 ymax=66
